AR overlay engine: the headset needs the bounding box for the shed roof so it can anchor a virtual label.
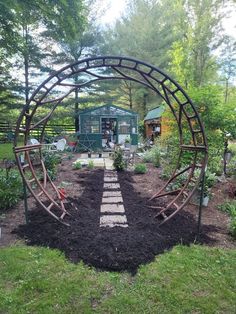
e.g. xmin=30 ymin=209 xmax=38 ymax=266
xmin=144 ymin=106 xmax=165 ymax=121
xmin=79 ymin=104 xmax=138 ymax=116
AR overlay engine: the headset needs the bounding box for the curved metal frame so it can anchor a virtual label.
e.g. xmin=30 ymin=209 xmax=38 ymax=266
xmin=14 ymin=56 xmax=208 ymax=225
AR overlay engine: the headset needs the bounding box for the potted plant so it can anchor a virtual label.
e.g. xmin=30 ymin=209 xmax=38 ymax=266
xmin=197 ymin=171 xmax=217 ymax=207
xmin=67 ymin=133 xmax=77 ymax=151
xmin=58 ymin=182 xmax=66 ymax=201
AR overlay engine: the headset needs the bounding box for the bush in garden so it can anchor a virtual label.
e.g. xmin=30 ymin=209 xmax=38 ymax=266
xmin=134 ymin=163 xmax=147 ymax=174
xmin=43 ymin=151 xmax=61 ymax=180
xmin=230 ymin=216 xmax=236 ymax=239
xmin=72 ymin=161 xmax=82 ymax=170
xmin=0 ymin=169 xmax=23 ymax=211
xmin=113 ymin=148 xmax=125 ymax=171
xmin=227 ymin=155 xmax=236 ymax=177
xmin=87 ymin=160 xmax=94 ymax=169
xmin=143 ymin=150 xmax=153 ymax=163
xmin=143 ymin=145 xmax=161 ymax=167
xmin=218 ymin=200 xmax=236 ymax=239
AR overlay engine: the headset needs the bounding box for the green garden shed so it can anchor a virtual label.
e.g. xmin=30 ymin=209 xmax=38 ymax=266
xmin=77 ymin=104 xmax=138 ymax=151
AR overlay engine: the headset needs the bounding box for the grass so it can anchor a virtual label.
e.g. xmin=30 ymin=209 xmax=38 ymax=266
xmin=0 ymin=245 xmax=235 ymax=313
xmin=0 ymin=143 xmax=15 ymax=160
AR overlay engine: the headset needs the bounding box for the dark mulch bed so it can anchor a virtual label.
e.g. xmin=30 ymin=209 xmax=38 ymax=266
xmin=11 ymin=160 xmax=235 ymax=273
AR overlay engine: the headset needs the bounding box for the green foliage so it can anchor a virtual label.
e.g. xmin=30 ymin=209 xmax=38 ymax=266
xmin=134 ymin=163 xmax=147 ymax=174
xmin=159 ymin=134 xmax=180 ymax=178
xmin=0 ymin=245 xmax=236 ymax=313
xmin=169 ymin=0 xmax=224 ymax=87
xmin=228 ymin=143 xmax=236 ymax=156
xmin=142 ymin=150 xmax=153 ymax=163
xmin=205 ymin=171 xmax=217 ymax=189
xmin=87 ymin=160 xmax=94 ymax=170
xmin=167 ymin=169 xmax=189 ymax=191
xmin=218 ymin=200 xmax=236 ymax=238
xmin=227 ymin=155 xmax=236 ymax=177
xmin=138 ymin=120 xmax=145 ymax=139
xmin=113 ymin=148 xmax=125 ymax=171
xmin=0 ymin=168 xmax=23 ymax=211
xmin=203 ymin=171 xmax=218 ymax=197
xmin=43 ymin=151 xmax=61 ymax=180
xmin=0 ymin=143 xmax=15 ymax=160
xmin=72 ymin=161 xmax=82 ymax=170
xmin=143 ymin=145 xmax=161 ymax=167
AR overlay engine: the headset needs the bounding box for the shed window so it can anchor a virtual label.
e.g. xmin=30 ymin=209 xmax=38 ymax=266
xmin=119 ymin=118 xmax=131 ymax=134
xmin=81 ymin=116 xmax=100 ymax=133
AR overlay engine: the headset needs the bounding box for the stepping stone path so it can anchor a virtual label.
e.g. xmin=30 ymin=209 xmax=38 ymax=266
xmin=100 ymin=170 xmax=128 ymax=228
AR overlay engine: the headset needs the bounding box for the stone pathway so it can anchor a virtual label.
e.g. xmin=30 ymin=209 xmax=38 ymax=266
xmin=99 ymin=170 xmax=128 ymax=228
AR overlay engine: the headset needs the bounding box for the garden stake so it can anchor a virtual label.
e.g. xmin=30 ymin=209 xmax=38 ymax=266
xmin=20 ymin=155 xmax=29 ymax=225
xmin=22 ymin=181 xmax=29 ymax=225
xmin=197 ymin=170 xmax=206 ymax=240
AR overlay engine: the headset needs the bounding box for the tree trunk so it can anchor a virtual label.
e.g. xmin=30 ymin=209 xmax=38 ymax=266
xmin=128 ymin=82 xmax=133 ymax=110
xmin=74 ymin=87 xmax=79 ymax=132
xmin=23 ymin=24 xmax=29 ymax=105
xmin=225 ymin=79 xmax=229 ymax=103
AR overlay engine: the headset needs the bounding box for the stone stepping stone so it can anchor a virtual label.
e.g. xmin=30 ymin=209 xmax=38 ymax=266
xmin=102 ymin=196 xmax=123 ymax=204
xmin=104 ymin=183 xmax=120 ymax=189
xmin=104 ymin=171 xmax=117 ymax=177
xmin=103 ymin=191 xmax=122 ymax=197
xmin=102 ymin=196 xmax=123 ymax=203
xmin=104 ymin=160 xmax=114 ymax=170
xmin=100 ymin=215 xmax=127 ymax=225
xmin=101 ymin=204 xmax=125 ymax=213
xmin=101 ymin=223 xmax=128 ymax=228
xmin=104 ymin=176 xmax=118 ymax=182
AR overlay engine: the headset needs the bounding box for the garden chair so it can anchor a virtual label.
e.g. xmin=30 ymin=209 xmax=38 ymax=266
xmin=46 ymin=138 xmax=67 ymax=151
xmin=28 ymin=138 xmax=40 ymax=145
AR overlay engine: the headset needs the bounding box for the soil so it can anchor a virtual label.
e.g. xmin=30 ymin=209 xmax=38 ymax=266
xmin=0 ymin=155 xmax=235 ymax=273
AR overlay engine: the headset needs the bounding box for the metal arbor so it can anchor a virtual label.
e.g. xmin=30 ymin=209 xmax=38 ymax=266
xmin=14 ymin=56 xmax=208 ymax=225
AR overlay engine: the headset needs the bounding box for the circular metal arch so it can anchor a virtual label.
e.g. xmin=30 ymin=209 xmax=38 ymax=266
xmin=14 ymin=56 xmax=208 ymax=225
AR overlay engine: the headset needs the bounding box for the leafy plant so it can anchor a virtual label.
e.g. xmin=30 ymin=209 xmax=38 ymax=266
xmin=134 ymin=163 xmax=147 ymax=174
xmin=142 ymin=150 xmax=153 ymax=163
xmin=125 ymin=137 xmax=130 ymax=144
xmin=113 ymin=148 xmax=125 ymax=171
xmin=218 ymin=200 xmax=236 ymax=239
xmin=87 ymin=160 xmax=94 ymax=169
xmin=43 ymin=151 xmax=61 ymax=180
xmin=166 ymin=169 xmax=189 ymax=191
xmin=0 ymin=168 xmax=23 ymax=211
xmin=143 ymin=145 xmax=161 ymax=167
xmin=72 ymin=161 xmax=82 ymax=170
xmin=227 ymin=155 xmax=236 ymax=177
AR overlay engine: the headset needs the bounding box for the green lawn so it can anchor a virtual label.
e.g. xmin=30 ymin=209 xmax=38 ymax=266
xmin=0 ymin=245 xmax=235 ymax=313
xmin=0 ymin=143 xmax=15 ymax=160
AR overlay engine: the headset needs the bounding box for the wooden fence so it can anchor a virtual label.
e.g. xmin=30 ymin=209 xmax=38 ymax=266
xmin=0 ymin=122 xmax=75 ymax=142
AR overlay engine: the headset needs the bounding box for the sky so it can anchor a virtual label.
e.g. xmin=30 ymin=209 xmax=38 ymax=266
xmin=99 ymin=0 xmax=236 ymax=38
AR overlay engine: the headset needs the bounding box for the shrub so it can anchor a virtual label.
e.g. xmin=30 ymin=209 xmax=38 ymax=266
xmin=73 ymin=161 xmax=82 ymax=170
xmin=166 ymin=169 xmax=189 ymax=191
xmin=227 ymin=155 xmax=236 ymax=177
xmin=218 ymin=200 xmax=236 ymax=239
xmin=143 ymin=150 xmax=153 ymax=163
xmin=87 ymin=160 xmax=94 ymax=169
xmin=228 ymin=143 xmax=236 ymax=156
xmin=230 ymin=217 xmax=236 ymax=239
xmin=143 ymin=145 xmax=161 ymax=167
xmin=0 ymin=169 xmax=23 ymax=211
xmin=113 ymin=148 xmax=125 ymax=171
xmin=43 ymin=151 xmax=61 ymax=180
xmin=134 ymin=163 xmax=147 ymax=174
